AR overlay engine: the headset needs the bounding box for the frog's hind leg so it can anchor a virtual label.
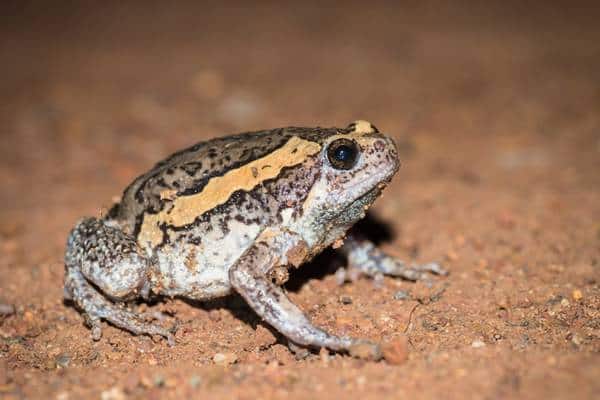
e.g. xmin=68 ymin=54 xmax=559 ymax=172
xmin=64 ymin=218 xmax=174 ymax=344
xmin=337 ymin=233 xmax=447 ymax=284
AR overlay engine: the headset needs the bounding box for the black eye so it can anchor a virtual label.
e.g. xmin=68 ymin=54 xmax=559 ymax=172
xmin=327 ymin=139 xmax=359 ymax=170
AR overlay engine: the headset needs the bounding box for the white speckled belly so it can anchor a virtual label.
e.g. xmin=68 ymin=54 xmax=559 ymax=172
xmin=153 ymin=221 xmax=262 ymax=299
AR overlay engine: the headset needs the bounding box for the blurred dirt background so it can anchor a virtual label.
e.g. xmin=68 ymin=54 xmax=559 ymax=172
xmin=1 ymin=1 xmax=599 ymax=399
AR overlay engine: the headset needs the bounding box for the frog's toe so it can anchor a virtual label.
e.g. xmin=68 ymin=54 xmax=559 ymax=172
xmin=380 ymin=258 xmax=447 ymax=281
xmin=165 ymin=333 xmax=176 ymax=347
xmin=84 ymin=314 xmax=103 ymax=341
xmin=334 ymin=266 xmax=362 ymax=285
xmin=341 ymin=236 xmax=448 ymax=282
xmin=148 ymin=326 xmax=176 ymax=346
xmin=416 ymin=262 xmax=448 ymax=276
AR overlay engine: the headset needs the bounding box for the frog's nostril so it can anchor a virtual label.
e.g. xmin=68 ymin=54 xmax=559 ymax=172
xmin=374 ymin=140 xmax=385 ymax=152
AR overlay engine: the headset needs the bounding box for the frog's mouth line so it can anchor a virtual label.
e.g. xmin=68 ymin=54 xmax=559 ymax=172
xmin=346 ymin=182 xmax=387 ymax=215
xmin=352 ymin=173 xmax=393 ymax=205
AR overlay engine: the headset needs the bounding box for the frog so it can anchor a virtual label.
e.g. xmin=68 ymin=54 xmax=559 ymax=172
xmin=64 ymin=120 xmax=446 ymax=356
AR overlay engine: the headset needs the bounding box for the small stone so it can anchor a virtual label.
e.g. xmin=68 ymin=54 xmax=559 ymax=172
xmin=356 ymin=375 xmax=367 ymax=387
xmin=560 ymin=298 xmax=570 ymax=307
xmin=255 ymin=324 xmax=277 ymax=348
xmin=164 ymin=377 xmax=177 ymax=388
xmin=100 ymin=387 xmax=126 ymax=400
xmin=122 ymin=374 xmax=140 ymax=393
xmin=471 ymin=340 xmax=486 ymax=348
xmin=288 ymin=342 xmax=311 ymax=360
xmin=572 ymin=289 xmax=583 ymax=301
xmin=213 ymin=352 xmax=237 ymax=365
xmin=153 ymin=375 xmax=165 ymax=387
xmin=349 ymin=342 xmax=382 ymax=361
xmin=0 ymin=304 xmax=15 ymax=317
xmin=382 ymin=336 xmax=409 ymax=365
xmin=55 ymin=353 xmax=71 ymax=368
xmin=208 ymin=310 xmax=221 ymax=322
xmin=571 ymin=334 xmax=582 ymax=346
xmin=139 ymin=375 xmax=153 ymax=388
xmin=189 ymin=375 xmax=202 ymax=389
xmin=56 ymin=392 xmax=69 ymax=400
xmin=319 ymin=347 xmax=330 ymax=364
xmin=339 ymin=296 xmax=353 ymax=305
xmin=393 ymin=290 xmax=410 ymax=301
xmin=445 ymin=250 xmax=458 ymax=261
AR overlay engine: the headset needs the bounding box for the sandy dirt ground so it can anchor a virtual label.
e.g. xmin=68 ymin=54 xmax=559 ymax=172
xmin=1 ymin=2 xmax=599 ymax=399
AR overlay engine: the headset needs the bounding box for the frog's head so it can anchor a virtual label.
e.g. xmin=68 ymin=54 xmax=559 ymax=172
xmin=298 ymin=120 xmax=400 ymax=248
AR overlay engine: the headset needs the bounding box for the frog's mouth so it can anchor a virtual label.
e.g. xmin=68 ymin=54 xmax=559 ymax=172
xmin=354 ymin=182 xmax=386 ymax=210
xmin=343 ymin=180 xmax=389 ymax=220
xmin=346 ymin=157 xmax=398 ymax=206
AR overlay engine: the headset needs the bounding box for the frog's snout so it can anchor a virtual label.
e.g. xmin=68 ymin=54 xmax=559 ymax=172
xmin=378 ymin=135 xmax=401 ymax=175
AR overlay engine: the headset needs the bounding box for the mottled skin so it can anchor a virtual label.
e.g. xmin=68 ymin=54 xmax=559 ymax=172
xmin=64 ymin=120 xmax=445 ymax=355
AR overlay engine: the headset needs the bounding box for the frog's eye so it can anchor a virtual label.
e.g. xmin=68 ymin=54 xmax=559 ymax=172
xmin=327 ymin=138 xmax=359 ymax=170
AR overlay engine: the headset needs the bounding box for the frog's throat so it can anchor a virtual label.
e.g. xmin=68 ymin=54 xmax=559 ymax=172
xmin=137 ymin=136 xmax=322 ymax=250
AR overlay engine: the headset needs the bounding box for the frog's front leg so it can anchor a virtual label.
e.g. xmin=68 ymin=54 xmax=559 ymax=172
xmin=64 ymin=218 xmax=174 ymax=344
xmin=337 ymin=233 xmax=447 ymax=283
xmin=229 ymin=229 xmax=379 ymax=356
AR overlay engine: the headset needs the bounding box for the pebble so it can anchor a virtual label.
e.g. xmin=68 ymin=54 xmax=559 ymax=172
xmin=339 ymin=296 xmax=353 ymax=305
xmin=55 ymin=353 xmax=71 ymax=368
xmin=471 ymin=340 xmax=486 ymax=348
xmin=382 ymin=336 xmax=409 ymax=365
xmin=319 ymin=347 xmax=330 ymax=364
xmin=348 ymin=342 xmax=382 ymax=361
xmin=56 ymin=392 xmax=69 ymax=400
xmin=153 ymin=374 xmax=165 ymax=387
xmin=446 ymin=250 xmax=459 ymax=261
xmin=213 ymin=352 xmax=237 ymax=365
xmin=393 ymin=290 xmax=410 ymax=301
xmin=0 ymin=304 xmax=15 ymax=317
xmin=572 ymin=289 xmax=583 ymax=301
xmin=139 ymin=375 xmax=153 ymax=388
xmin=288 ymin=342 xmax=311 ymax=360
xmin=189 ymin=375 xmax=202 ymax=389
xmin=254 ymin=324 xmax=277 ymax=348
xmin=100 ymin=387 xmax=126 ymax=400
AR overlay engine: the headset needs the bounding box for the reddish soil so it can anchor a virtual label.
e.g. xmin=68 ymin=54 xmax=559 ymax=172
xmin=1 ymin=2 xmax=598 ymax=399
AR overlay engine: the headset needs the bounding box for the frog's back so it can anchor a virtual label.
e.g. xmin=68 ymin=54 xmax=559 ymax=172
xmin=110 ymin=127 xmax=339 ymax=246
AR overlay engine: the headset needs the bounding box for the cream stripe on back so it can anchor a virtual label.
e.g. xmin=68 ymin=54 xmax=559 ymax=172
xmin=138 ymin=136 xmax=322 ymax=249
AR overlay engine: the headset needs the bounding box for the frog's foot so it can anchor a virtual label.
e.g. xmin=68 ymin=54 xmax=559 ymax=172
xmin=338 ymin=234 xmax=447 ymax=283
xmin=65 ymin=269 xmax=175 ymax=345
